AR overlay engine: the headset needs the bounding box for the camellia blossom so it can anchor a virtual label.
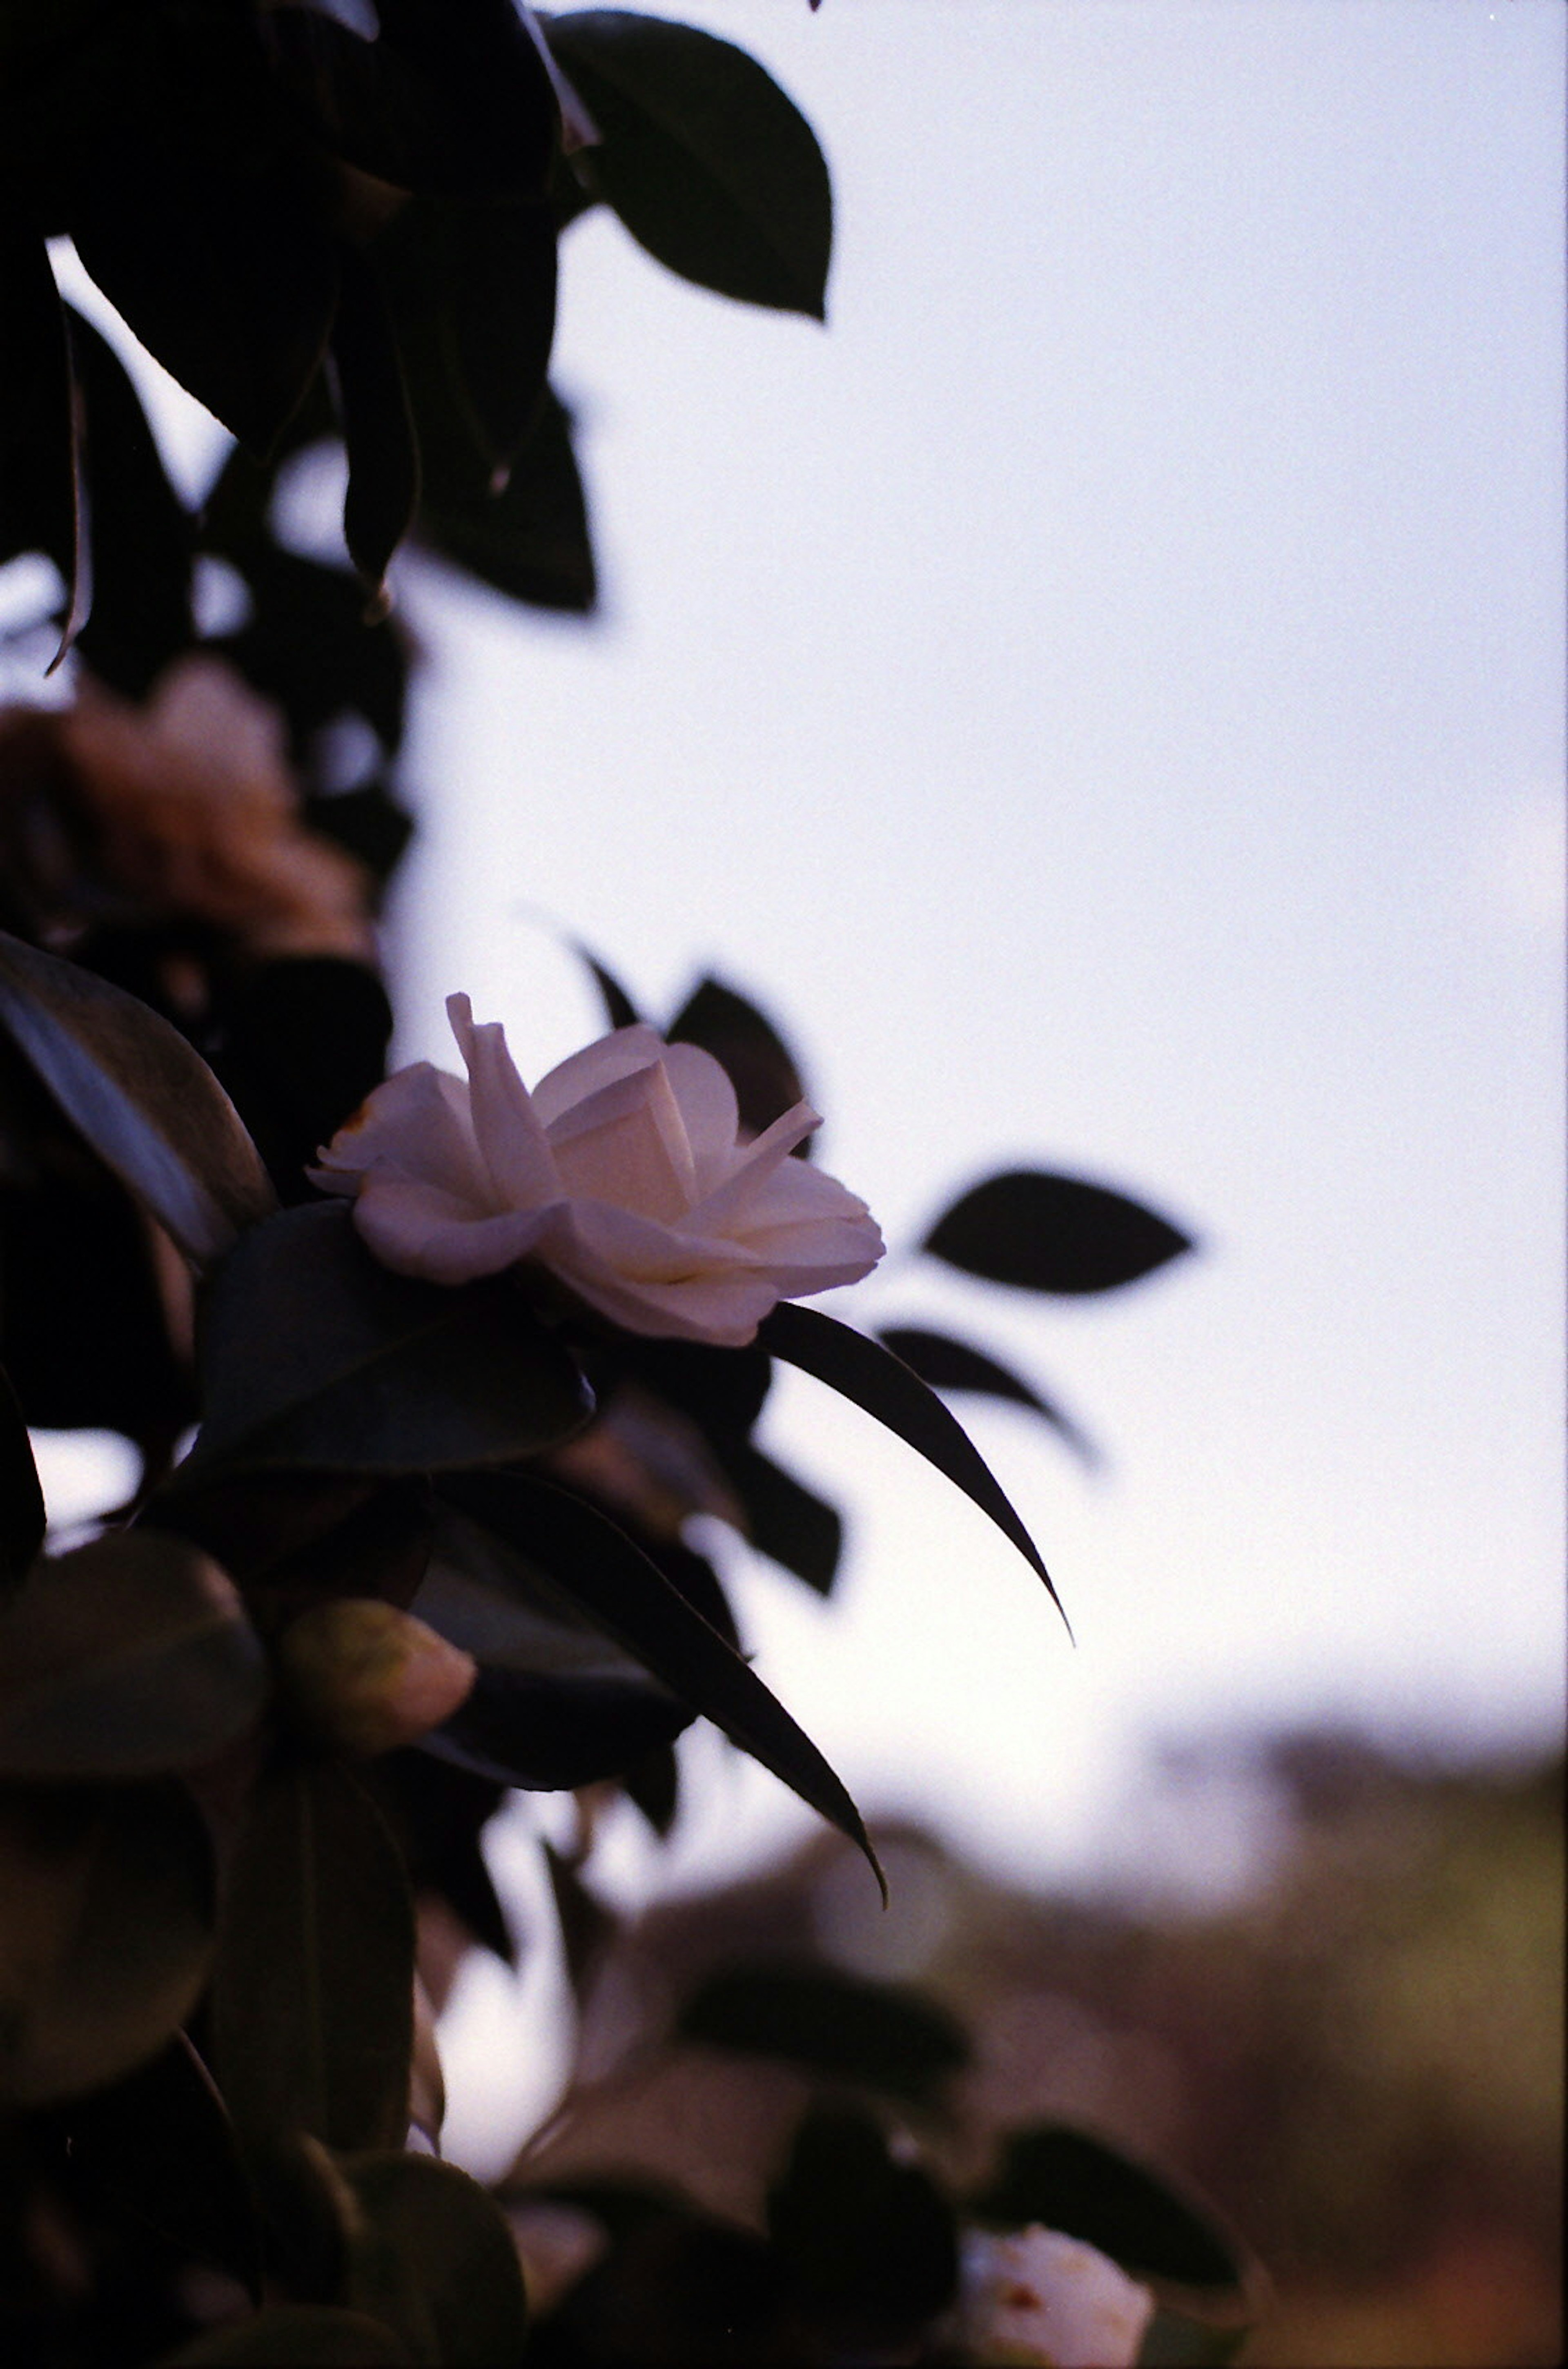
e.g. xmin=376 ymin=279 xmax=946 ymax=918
xmin=312 ymin=994 xmax=884 ymax=1346
xmin=955 ymin=2226 xmax=1155 ymax=2367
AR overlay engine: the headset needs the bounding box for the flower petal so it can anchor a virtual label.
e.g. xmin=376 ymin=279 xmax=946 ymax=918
xmin=312 ymin=1062 xmax=489 ymax=1207
xmin=530 ymin=1024 xmax=673 ymax=1126
xmin=448 ymin=993 xmax=559 ymax=1210
xmin=354 ymin=1173 xmax=553 ymax=1284
xmin=548 ymin=1060 xmax=697 ymax=1222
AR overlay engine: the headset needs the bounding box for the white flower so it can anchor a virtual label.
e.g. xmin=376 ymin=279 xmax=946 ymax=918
xmin=312 ymin=994 xmax=883 ymax=1346
xmin=956 ymin=2226 xmax=1156 ymax=2367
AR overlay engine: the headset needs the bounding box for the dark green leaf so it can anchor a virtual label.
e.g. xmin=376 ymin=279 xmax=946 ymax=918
xmin=330 ymin=252 xmax=419 ymax=607
xmin=68 ymin=306 xmax=193 ymax=696
xmin=876 ymin=1325 xmax=1100 ymax=1468
xmin=265 ymin=0 xmax=555 ymax=196
xmin=0 ymin=1778 xmax=215 ymax=2105
xmin=66 ymin=13 xmax=339 ymax=456
xmin=767 ymin=2104 xmax=958 ymax=2326
xmin=339 ymin=2150 xmax=529 ymax=2368
xmin=758 ymin=1304 xmax=1067 ymax=1628
xmin=416 ymin=384 xmax=595 ymax=611
xmin=211 ymin=1758 xmax=416 ymax=2156
xmin=54 ymin=2031 xmax=263 ymax=2299
xmin=412 ymin=1508 xmax=697 ymax=1789
xmin=970 ymin=2125 xmax=1250 ymax=2295
xmin=0 ymin=929 xmax=277 ymax=1266
xmin=572 ymin=940 xmax=642 ymax=1032
xmin=163 ymin=2305 xmax=412 ymax=2366
xmin=546 ymin=12 xmax=832 ymax=316
xmin=713 ymin=1438 xmax=842 ymax=1593
xmin=680 ymin=1963 xmax=968 ymax=2108
xmin=440 ymin=1469 xmax=883 ymax=1892
xmin=0 ymin=1363 xmax=45 ymax=1591
xmin=0 ymin=200 xmax=84 ymax=663
xmin=925 ymin=1170 xmax=1195 ymax=1295
xmin=185 ymin=1201 xmax=590 ymax=1477
xmin=0 ymin=1530 xmax=267 ymax=1778
xmin=668 ymin=975 xmax=808 ymax=1143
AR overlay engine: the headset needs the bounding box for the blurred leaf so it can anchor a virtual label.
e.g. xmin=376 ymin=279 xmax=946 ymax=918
xmin=303 ymin=782 xmax=416 ymax=886
xmin=265 ymin=0 xmax=555 ymax=196
xmin=680 ymin=1963 xmax=968 ymax=2108
xmin=54 ymin=2030 xmax=263 ymax=2299
xmin=0 ymin=1778 xmax=214 ymax=2106
xmin=0 ymin=929 xmax=277 ymax=1266
xmin=713 ymin=1437 xmax=841 ymax=1593
xmin=925 ymin=1170 xmax=1194 ymax=1295
xmin=377 ymin=190 xmax=557 ymax=482
xmin=607 ymin=1331 xmax=772 ymax=1441
xmin=163 ymin=2306 xmax=412 ymax=2366
xmin=970 ymin=2125 xmax=1249 ymax=2295
xmin=330 ymin=252 xmax=418 ymax=605
xmin=369 ymin=1748 xmax=512 ymax=1963
xmin=0 ymin=201 xmax=83 ymax=662
xmin=68 ymin=305 xmax=193 ymax=696
xmin=0 ymin=1364 xmax=45 ymax=1591
xmin=202 ymin=529 xmax=409 ymax=763
xmin=0 ymin=1529 xmax=266 ymax=1778
xmin=758 ymin=1304 xmax=1066 ymax=1627
xmin=620 ymin=1738 xmax=679 ymax=1836
xmin=65 ymin=11 xmax=339 ymax=456
xmin=440 ymin=1469 xmax=883 ymax=1890
xmin=767 ymin=2103 xmax=959 ymax=2327
xmin=186 ymin=1201 xmax=590 ymax=1477
xmin=1139 ymin=2310 xmax=1254 ymax=2366
xmin=876 ymin=1325 xmax=1099 ymax=1467
xmin=668 ymin=975 xmax=808 ymax=1143
xmin=572 ymin=940 xmax=643 ymax=1032
xmin=546 ymin=12 xmax=832 ymax=316
xmin=416 ymin=383 xmax=595 ymax=612
xmin=337 ymin=2150 xmax=529 ymax=2367
xmin=211 ymin=1758 xmax=415 ymax=2157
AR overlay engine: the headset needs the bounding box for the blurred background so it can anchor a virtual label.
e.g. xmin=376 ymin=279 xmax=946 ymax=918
xmin=16 ymin=3 xmax=1562 ymax=2360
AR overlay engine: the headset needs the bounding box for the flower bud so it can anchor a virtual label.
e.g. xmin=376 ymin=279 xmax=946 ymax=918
xmin=955 ymin=2225 xmax=1155 ymax=2367
xmin=278 ymin=1599 xmax=475 ymax=1758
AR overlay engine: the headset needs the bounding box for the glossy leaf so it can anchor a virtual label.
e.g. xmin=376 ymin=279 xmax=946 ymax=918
xmin=211 ymin=1758 xmax=416 ymax=2157
xmin=0 ymin=1364 xmax=46 ymax=1592
xmin=0 ymin=1778 xmax=215 ymax=2105
xmin=331 ymin=253 xmax=419 ymax=606
xmin=924 ymin=1170 xmax=1194 ymax=1295
xmin=876 ymin=1324 xmax=1099 ymax=1468
xmin=0 ymin=929 xmax=277 ymax=1267
xmin=163 ymin=2307 xmax=412 ymax=2366
xmin=767 ymin=2103 xmax=959 ymax=2327
xmin=970 ymin=2125 xmax=1250 ymax=2295
xmin=680 ymin=1963 xmax=968 ymax=2108
xmin=338 ymin=2150 xmax=530 ymax=2368
xmin=0 ymin=1529 xmax=267 ymax=1778
xmin=68 ymin=306 xmax=193 ymax=697
xmin=0 ymin=203 xmax=83 ymax=663
xmin=758 ymin=1304 xmax=1067 ymax=1628
xmin=186 ymin=1201 xmax=590 ymax=1477
xmin=440 ymin=1469 xmax=882 ymax=1890
xmin=546 ymin=12 xmax=832 ymax=317
xmin=668 ymin=975 xmax=809 ymax=1143
xmin=54 ymin=2031 xmax=263 ymax=2298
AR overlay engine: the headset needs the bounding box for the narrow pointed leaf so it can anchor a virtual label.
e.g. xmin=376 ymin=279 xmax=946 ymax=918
xmin=0 ymin=929 xmax=276 ymax=1266
xmin=714 ymin=1438 xmax=842 ymax=1593
xmin=877 ymin=1326 xmax=1099 ymax=1468
xmin=570 ymin=939 xmax=642 ymax=1032
xmin=0 ymin=1530 xmax=267 ymax=1778
xmin=186 ymin=1201 xmax=590 ymax=1477
xmin=0 ymin=1365 xmax=46 ymax=1592
xmin=545 ymin=12 xmax=832 ymax=317
xmin=211 ymin=1759 xmax=416 ymax=2156
xmin=440 ymin=1469 xmax=882 ymax=1891
xmin=0 ymin=1778 xmax=215 ymax=2106
xmin=759 ymin=1304 xmax=1067 ymax=1627
xmin=68 ymin=307 xmax=192 ymax=696
xmin=332 ymin=253 xmax=419 ymax=604
xmin=338 ymin=2151 xmax=530 ymax=2368
xmin=970 ymin=2125 xmax=1250 ymax=2296
xmin=925 ymin=1170 xmax=1194 ymax=1295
